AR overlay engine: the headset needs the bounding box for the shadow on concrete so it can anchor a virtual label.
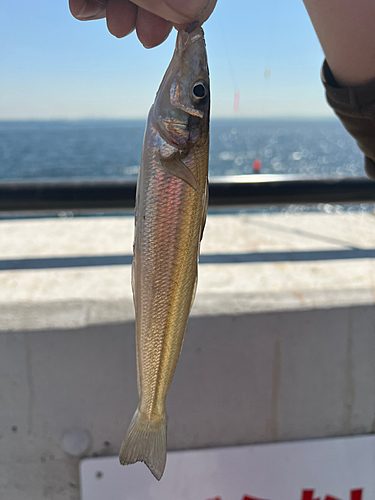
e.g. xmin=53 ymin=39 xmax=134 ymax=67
xmin=1 ymin=248 xmax=375 ymax=271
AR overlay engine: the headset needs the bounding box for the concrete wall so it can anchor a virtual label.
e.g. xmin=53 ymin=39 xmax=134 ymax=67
xmin=1 ymin=304 xmax=375 ymax=499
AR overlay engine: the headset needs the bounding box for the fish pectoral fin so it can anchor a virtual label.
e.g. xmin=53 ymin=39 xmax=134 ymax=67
xmin=159 ymin=140 xmax=178 ymax=160
xmin=160 ymin=155 xmax=201 ymax=195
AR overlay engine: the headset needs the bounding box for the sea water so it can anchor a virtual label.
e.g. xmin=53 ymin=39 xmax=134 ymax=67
xmin=0 ymin=119 xmax=365 ymax=181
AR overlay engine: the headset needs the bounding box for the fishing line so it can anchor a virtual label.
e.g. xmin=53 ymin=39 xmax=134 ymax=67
xmin=217 ymin=13 xmax=240 ymax=112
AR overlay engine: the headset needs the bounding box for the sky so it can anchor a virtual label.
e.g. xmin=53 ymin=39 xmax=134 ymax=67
xmin=0 ymin=0 xmax=335 ymax=120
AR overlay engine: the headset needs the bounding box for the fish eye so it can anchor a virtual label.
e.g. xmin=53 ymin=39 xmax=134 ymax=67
xmin=192 ymin=81 xmax=208 ymax=103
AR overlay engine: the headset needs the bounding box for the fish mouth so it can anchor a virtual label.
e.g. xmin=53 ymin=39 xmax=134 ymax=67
xmin=185 ymin=21 xmax=199 ymax=33
xmin=177 ymin=26 xmax=205 ymax=50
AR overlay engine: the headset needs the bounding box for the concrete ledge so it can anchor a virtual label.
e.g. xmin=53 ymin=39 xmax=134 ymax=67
xmin=1 ymin=212 xmax=375 ymax=498
xmin=1 ymin=212 xmax=375 ymax=331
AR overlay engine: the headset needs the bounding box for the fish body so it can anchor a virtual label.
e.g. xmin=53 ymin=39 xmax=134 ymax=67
xmin=119 ymin=27 xmax=210 ymax=480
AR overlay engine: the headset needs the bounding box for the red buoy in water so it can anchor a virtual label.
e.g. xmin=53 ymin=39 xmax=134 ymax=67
xmin=253 ymin=158 xmax=261 ymax=173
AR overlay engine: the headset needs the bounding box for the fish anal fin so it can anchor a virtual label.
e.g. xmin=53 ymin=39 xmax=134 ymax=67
xmin=160 ymin=155 xmax=201 ymax=195
xmin=131 ymin=254 xmax=136 ymax=306
xmin=200 ymin=180 xmax=209 ymax=241
xmin=189 ymin=273 xmax=198 ymax=314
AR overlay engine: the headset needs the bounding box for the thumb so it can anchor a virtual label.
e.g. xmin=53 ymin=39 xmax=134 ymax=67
xmin=131 ymin=0 xmax=217 ymax=25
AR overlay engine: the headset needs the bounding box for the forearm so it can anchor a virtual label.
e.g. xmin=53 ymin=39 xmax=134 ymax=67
xmin=303 ymin=0 xmax=375 ymax=86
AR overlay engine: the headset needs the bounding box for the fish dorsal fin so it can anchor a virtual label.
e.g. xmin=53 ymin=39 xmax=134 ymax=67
xmin=160 ymin=155 xmax=201 ymax=195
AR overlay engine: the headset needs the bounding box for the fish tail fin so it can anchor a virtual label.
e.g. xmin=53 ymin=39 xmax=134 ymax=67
xmin=119 ymin=409 xmax=167 ymax=481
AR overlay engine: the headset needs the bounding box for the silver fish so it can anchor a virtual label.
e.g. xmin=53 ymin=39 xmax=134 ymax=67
xmin=119 ymin=26 xmax=210 ymax=480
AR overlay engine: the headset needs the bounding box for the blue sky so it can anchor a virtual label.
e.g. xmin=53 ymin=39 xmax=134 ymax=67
xmin=0 ymin=0 xmax=334 ymax=119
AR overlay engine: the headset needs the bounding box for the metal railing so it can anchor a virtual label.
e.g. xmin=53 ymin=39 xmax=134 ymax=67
xmin=0 ymin=175 xmax=374 ymax=212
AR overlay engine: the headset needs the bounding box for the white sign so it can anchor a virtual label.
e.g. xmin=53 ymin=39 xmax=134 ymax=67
xmin=80 ymin=435 xmax=375 ymax=500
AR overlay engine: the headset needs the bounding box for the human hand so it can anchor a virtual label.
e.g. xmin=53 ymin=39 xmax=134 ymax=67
xmin=69 ymin=0 xmax=217 ymax=48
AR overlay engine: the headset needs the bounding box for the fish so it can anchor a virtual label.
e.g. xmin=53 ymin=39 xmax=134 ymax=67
xmin=119 ymin=25 xmax=210 ymax=481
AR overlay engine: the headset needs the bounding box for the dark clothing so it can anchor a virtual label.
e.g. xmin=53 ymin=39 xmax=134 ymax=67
xmin=322 ymin=60 xmax=375 ymax=179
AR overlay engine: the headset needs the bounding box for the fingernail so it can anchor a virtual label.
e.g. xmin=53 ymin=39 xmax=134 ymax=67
xmin=196 ymin=0 xmax=217 ymax=24
xmin=76 ymin=1 xmax=106 ymax=20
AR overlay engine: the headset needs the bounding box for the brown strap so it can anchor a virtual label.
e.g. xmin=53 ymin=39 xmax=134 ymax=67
xmin=322 ymin=60 xmax=375 ymax=175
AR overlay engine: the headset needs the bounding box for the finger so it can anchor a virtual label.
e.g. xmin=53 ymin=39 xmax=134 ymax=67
xmin=136 ymin=8 xmax=173 ymax=48
xmin=173 ymin=22 xmax=189 ymax=31
xmin=163 ymin=0 xmax=217 ymax=24
xmin=70 ymin=0 xmax=108 ymax=20
xmin=106 ymin=0 xmax=137 ymax=37
xmin=128 ymin=0 xmax=191 ymax=24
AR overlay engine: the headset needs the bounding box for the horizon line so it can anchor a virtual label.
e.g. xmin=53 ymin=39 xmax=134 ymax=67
xmin=0 ymin=116 xmax=337 ymax=122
